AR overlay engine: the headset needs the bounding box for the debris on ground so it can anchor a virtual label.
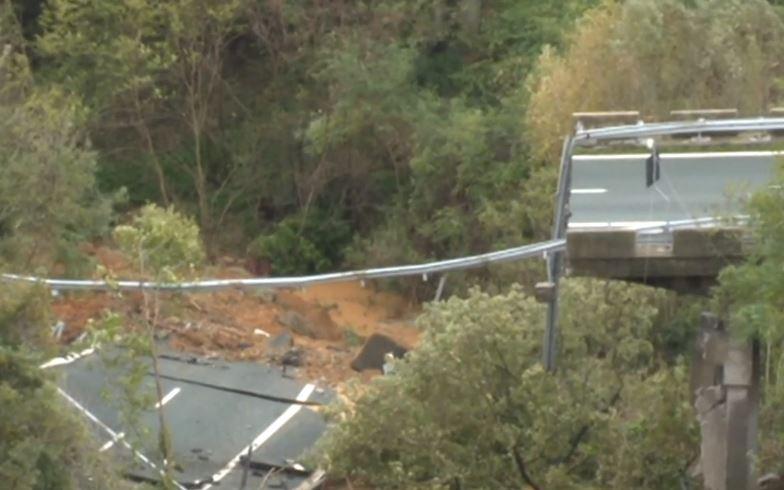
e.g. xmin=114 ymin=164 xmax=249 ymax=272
xmin=51 ymin=246 xmax=422 ymax=386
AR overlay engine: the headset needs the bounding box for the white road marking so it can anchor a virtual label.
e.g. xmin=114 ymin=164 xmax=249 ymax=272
xmin=569 ymin=216 xmax=723 ymax=231
xmin=40 ymin=347 xmax=95 ymax=369
xmin=99 ymin=432 xmax=125 ymax=452
xmin=569 ymin=221 xmax=667 ymax=230
xmin=570 ymin=188 xmax=607 ymax=194
xmin=573 ymin=150 xmax=784 ymax=161
xmin=154 ymin=387 xmax=181 ymax=409
xmin=56 ymin=388 xmax=188 ymax=490
xmin=200 ymin=383 xmax=316 ymax=490
xmin=568 ymin=220 xmax=667 ymax=229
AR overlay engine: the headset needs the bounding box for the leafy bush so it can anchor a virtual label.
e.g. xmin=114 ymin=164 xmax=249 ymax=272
xmin=113 ymin=204 xmax=205 ymax=281
xmin=247 ymin=208 xmax=352 ymax=275
xmin=0 ymin=285 xmax=54 ymax=353
xmin=716 ymin=167 xmax=784 ymax=474
xmin=319 ymin=279 xmax=698 ymax=489
xmin=527 ymin=0 xmax=784 ymax=164
xmin=0 ymin=54 xmax=116 ymax=272
xmin=0 ymin=284 xmax=127 ymax=489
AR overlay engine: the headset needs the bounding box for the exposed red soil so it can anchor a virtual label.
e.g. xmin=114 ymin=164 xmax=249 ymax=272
xmin=52 ymin=246 xmax=422 ymax=386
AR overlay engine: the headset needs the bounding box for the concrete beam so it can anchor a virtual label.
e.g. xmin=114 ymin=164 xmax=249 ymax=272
xmin=673 ymin=228 xmax=744 ymax=258
xmin=565 ymin=228 xmax=747 ymax=293
xmin=566 ymin=230 xmax=636 ymax=259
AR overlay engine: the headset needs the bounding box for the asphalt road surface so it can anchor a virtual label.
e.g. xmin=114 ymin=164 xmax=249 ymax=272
xmin=45 ymin=348 xmax=331 ymax=489
xmin=568 ymin=151 xmax=780 ymax=229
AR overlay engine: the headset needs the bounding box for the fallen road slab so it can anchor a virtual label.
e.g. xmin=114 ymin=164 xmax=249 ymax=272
xmin=43 ymin=347 xmax=332 ymax=489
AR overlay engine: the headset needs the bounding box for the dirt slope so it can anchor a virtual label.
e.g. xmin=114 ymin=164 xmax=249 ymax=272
xmin=52 ymin=247 xmax=421 ymax=385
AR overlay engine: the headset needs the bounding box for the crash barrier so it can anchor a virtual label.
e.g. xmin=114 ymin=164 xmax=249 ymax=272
xmin=1 ymin=239 xmax=567 ymax=292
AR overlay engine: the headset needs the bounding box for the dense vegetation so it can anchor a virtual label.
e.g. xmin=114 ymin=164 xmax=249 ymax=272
xmin=319 ymin=280 xmax=699 ymax=489
xmin=716 ymin=168 xmax=784 ymax=475
xmin=0 ymin=284 xmax=128 ymax=489
xmin=2 ymin=0 xmax=784 ymax=488
xmin=3 ymin=0 xmax=782 ymax=285
xmin=4 ymin=0 xmax=608 ymax=282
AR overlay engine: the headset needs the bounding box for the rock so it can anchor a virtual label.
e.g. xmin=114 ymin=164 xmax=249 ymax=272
xmin=278 ymin=310 xmax=314 ymax=337
xmin=252 ymin=288 xmax=277 ymax=303
xmin=760 ymin=474 xmax=784 ymax=490
xmin=350 ymin=333 xmax=408 ymax=372
xmin=268 ymin=329 xmax=294 ymax=353
xmin=162 ymin=316 xmax=182 ymax=327
xmin=281 ymin=348 xmax=303 ymax=367
xmin=265 ymin=474 xmax=285 ymax=488
xmin=274 ymin=291 xmax=343 ymax=340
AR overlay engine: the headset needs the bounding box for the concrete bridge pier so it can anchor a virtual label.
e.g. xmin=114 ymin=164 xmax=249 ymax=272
xmin=564 ymin=228 xmax=762 ymax=488
xmin=692 ymin=313 xmax=760 ymax=490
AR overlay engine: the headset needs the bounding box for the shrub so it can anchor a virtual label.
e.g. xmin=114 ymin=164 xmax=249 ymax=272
xmin=319 ymin=279 xmax=698 ymax=489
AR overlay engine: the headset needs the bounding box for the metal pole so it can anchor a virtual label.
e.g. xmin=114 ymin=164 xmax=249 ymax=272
xmin=543 ymin=136 xmax=575 ymax=371
xmin=434 ymin=274 xmax=447 ymax=302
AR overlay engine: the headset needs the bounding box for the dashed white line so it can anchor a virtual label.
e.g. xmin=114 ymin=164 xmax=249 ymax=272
xmin=570 ymin=188 xmax=607 ymax=194
xmin=200 ymin=383 xmax=316 ymax=490
xmin=56 ymin=388 xmax=188 ymax=490
xmin=40 ymin=348 xmax=95 ymax=369
xmin=99 ymin=432 xmax=125 ymax=452
xmin=154 ymin=387 xmax=181 ymax=409
xmin=568 ymin=220 xmax=667 ymax=229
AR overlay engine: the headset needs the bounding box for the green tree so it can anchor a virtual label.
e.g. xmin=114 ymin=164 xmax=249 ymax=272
xmin=0 ymin=32 xmax=113 ymax=271
xmin=111 ymin=204 xmax=205 ymax=484
xmin=319 ymin=279 xmax=698 ymax=489
xmin=306 ymin=1 xmax=596 ymax=291
xmin=527 ymin=0 xmax=784 ymax=164
xmin=33 ymin=0 xmax=597 ymax=272
xmin=715 ymin=166 xmax=784 ymax=475
xmin=0 ymin=283 xmax=128 ymax=489
xmin=38 ymin=0 xmax=247 ymax=237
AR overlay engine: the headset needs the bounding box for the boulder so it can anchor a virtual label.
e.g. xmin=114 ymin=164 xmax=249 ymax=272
xmin=350 ymin=333 xmax=408 ymax=372
xmin=760 ymin=474 xmax=784 ymax=490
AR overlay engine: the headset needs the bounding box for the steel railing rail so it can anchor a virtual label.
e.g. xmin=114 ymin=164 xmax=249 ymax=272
xmin=574 ymin=117 xmax=784 ymax=142
xmin=1 ymin=239 xmax=567 ymax=292
xmin=541 ymin=114 xmax=777 ymax=370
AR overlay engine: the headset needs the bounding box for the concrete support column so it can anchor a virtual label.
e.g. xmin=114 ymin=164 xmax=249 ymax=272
xmin=693 ymin=313 xmax=760 ymax=490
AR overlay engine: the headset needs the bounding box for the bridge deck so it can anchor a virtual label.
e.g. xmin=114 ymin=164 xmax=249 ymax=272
xmin=565 ymin=150 xmax=771 ymax=293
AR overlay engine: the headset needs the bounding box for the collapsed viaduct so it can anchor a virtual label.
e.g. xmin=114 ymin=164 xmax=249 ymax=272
xmin=541 ymin=111 xmax=784 ymax=490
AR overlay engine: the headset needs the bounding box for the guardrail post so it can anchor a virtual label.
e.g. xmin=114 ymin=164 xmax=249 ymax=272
xmin=543 ymin=136 xmax=575 ymax=372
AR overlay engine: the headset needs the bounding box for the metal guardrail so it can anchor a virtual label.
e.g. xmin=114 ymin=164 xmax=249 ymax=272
xmin=542 ymin=115 xmax=782 ymax=370
xmin=1 ymin=239 xmax=567 ymax=292
xmin=575 ymin=117 xmax=784 ymax=142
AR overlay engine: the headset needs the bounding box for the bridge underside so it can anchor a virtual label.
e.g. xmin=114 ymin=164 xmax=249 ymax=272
xmin=565 ymin=227 xmax=746 ymax=294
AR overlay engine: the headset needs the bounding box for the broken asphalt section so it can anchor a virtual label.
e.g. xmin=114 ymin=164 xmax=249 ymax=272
xmin=43 ymin=346 xmax=333 ymax=488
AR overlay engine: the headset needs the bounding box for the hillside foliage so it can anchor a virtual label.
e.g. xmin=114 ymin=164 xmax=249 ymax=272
xmin=3 ymin=0 xmax=784 ymax=487
xmin=716 ymin=167 xmax=784 ymax=475
xmin=319 ymin=279 xmax=699 ymax=489
xmin=0 ymin=284 xmax=128 ymax=489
